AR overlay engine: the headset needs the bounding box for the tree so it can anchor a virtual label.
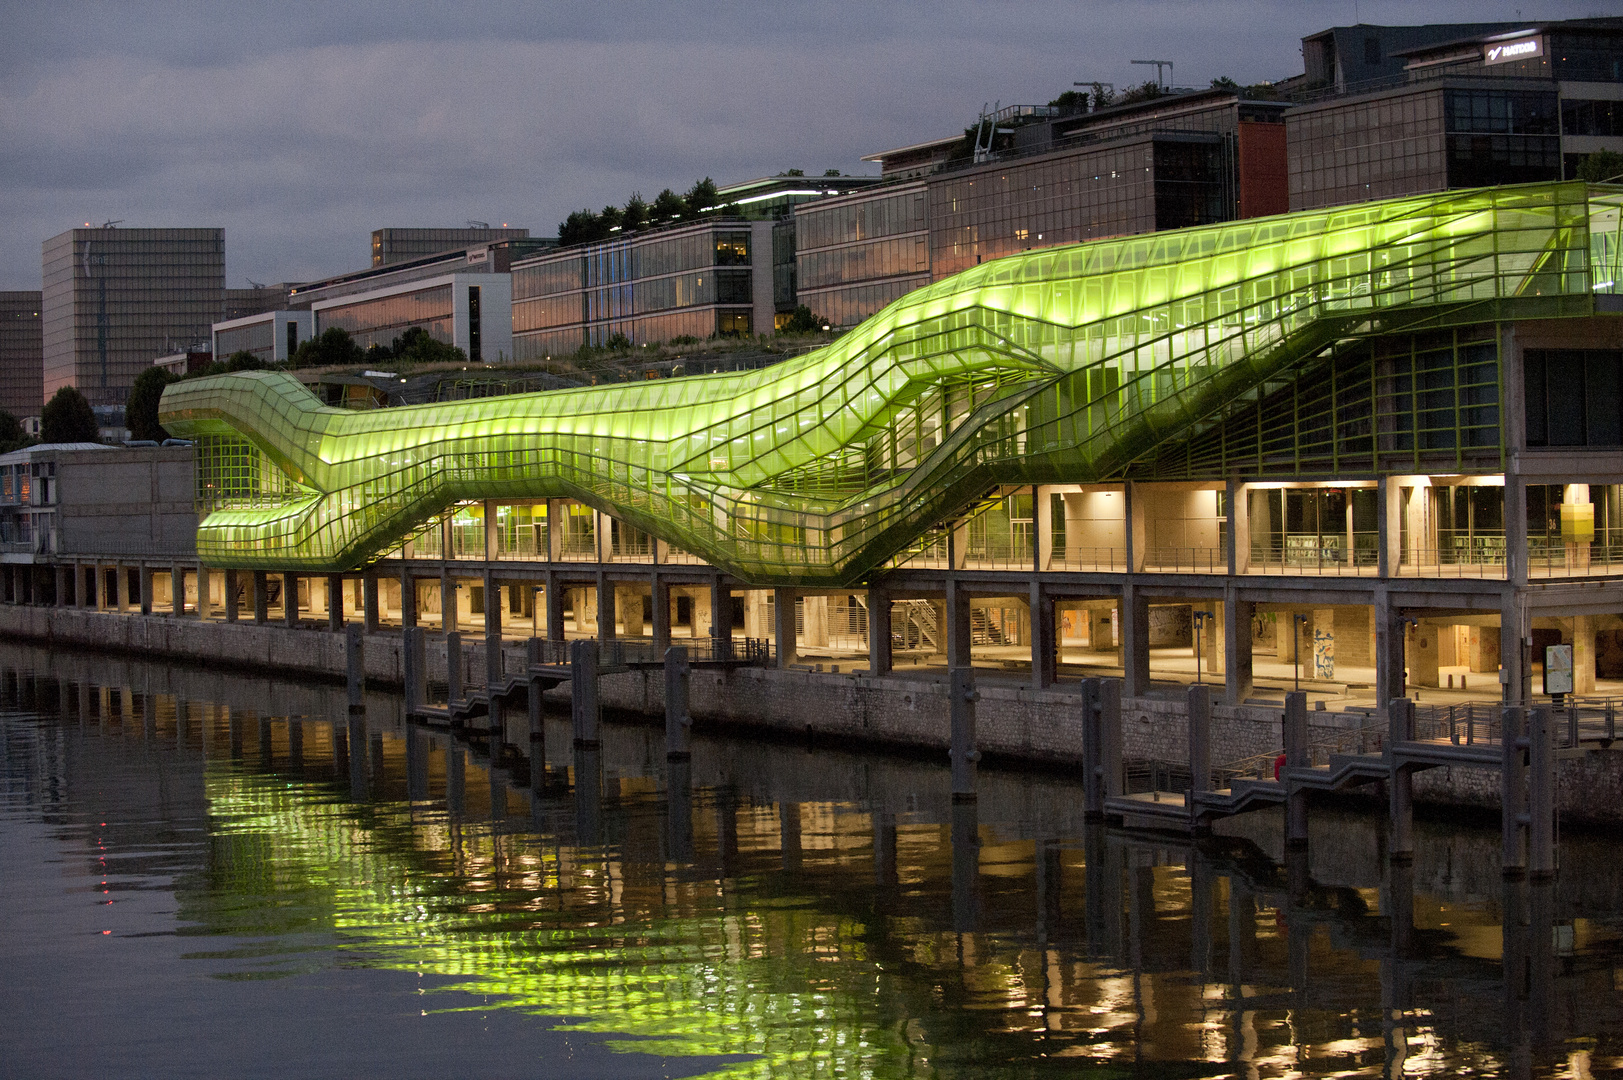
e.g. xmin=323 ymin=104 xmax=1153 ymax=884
xmin=1088 ymin=82 xmax=1115 ymax=110
xmin=822 ymin=168 xmax=841 ymax=177
xmin=1047 ymin=89 xmax=1089 ymax=114
xmin=781 ymin=168 xmax=805 ymax=176
xmin=41 ymin=386 xmax=99 ymax=444
xmin=559 ymin=208 xmax=608 ymax=246
xmin=0 ymin=410 xmax=28 ymax=453
xmin=1578 ymin=150 xmax=1623 ymax=184
xmin=388 ymin=326 xmax=467 ymax=365
xmin=290 ymin=327 xmax=365 ymax=369
xmin=1119 ymin=80 xmax=1164 ymax=105
xmin=126 ymin=366 xmax=179 ymax=442
xmin=622 ymin=193 xmax=650 ymax=232
xmin=777 ymin=305 xmax=826 ymax=334
xmin=598 ymin=204 xmax=625 ymax=232
xmin=651 ymin=189 xmax=687 ymax=222
xmin=684 ymin=177 xmax=719 ymax=217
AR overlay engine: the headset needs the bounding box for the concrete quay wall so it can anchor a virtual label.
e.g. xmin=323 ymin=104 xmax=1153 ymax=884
xmin=9 ymin=604 xmax=1623 ymax=825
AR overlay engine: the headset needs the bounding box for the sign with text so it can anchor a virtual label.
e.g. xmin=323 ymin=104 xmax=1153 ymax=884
xmin=1484 ymin=36 xmax=1542 ymax=66
xmin=1544 ymin=643 xmax=1574 ymax=696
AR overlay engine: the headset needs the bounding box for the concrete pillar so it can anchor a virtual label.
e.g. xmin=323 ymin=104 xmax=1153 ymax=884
xmin=1374 ymin=587 xmax=1405 ymax=710
xmin=617 ymin=585 xmax=645 ymax=637
xmin=362 ymin=571 xmax=379 ymax=632
xmin=596 ymin=573 xmax=615 ymax=640
xmin=171 ymin=565 xmax=184 ymax=616
xmin=545 ymin=571 xmax=565 ymax=641
xmin=1125 ymin=481 xmax=1145 ymax=573
xmin=1502 ymin=705 xmax=1527 ymax=875
xmin=327 ymin=574 xmax=343 ymax=631
xmin=1501 ymin=590 xmax=1526 ymax=704
xmin=402 ymin=625 xmax=425 ymax=714
xmin=252 ymin=571 xmax=268 ymax=624
xmin=526 ymin=639 xmax=546 ymax=791
xmin=1120 ymin=583 xmax=1150 ymax=698
xmin=867 ymin=586 xmax=892 ymax=676
xmin=196 ymin=569 xmax=213 ymax=620
xmin=1529 ymin=706 xmax=1556 ymax=878
xmin=1379 ymin=477 xmax=1399 ymax=577
xmin=438 ymin=569 xmax=454 ymax=633
xmin=651 ymin=575 xmax=671 ymax=650
xmin=774 ymin=588 xmax=797 ymax=668
xmin=710 ymin=577 xmax=729 ymax=650
xmin=945 ymin=578 xmax=972 ymax=668
xmin=54 ymin=566 xmax=66 ymax=608
xmin=1223 ymin=592 xmax=1255 ymax=705
xmin=1036 ymin=486 xmax=1053 ymax=569
xmin=802 ymin=595 xmax=828 ymax=648
xmin=399 ymin=568 xmax=417 ymax=629
xmin=1574 ymin=614 xmax=1596 ymax=696
xmin=1082 ymin=679 xmax=1104 ymax=818
xmin=446 ymin=631 xmax=463 ymax=705
xmin=282 ymin=572 xmax=298 ymax=627
xmin=1031 ymin=580 xmax=1055 ymax=690
xmin=139 ymin=567 xmax=152 ymax=615
xmin=1227 ymin=477 xmax=1250 ymax=574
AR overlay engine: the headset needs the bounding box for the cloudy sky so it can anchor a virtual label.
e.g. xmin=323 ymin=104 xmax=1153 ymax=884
xmin=0 ymin=1 xmax=1605 ymax=290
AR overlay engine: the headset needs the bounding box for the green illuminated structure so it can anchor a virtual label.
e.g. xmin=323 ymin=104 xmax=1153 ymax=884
xmin=160 ymin=182 xmax=1622 ymax=585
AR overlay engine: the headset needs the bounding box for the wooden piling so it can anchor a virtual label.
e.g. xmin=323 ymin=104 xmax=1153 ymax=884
xmin=571 ymin=639 xmax=600 ymax=749
xmin=345 ymin=623 xmax=364 ymax=716
xmin=402 ymin=626 xmax=425 ymax=716
xmin=1284 ymin=690 xmax=1308 ymax=848
xmin=1082 ymin=678 xmax=1103 ymax=819
xmin=1501 ymin=705 xmax=1526 ymax=876
xmin=1388 ymin=697 xmax=1415 ymax=862
xmin=445 ymin=631 xmax=463 ymax=707
xmin=527 ymin=638 xmax=545 ymax=791
xmin=949 ymin=665 xmax=979 ymax=800
xmin=1529 ymin=706 xmax=1556 ymax=879
xmin=665 ymin=646 xmax=691 ymax=760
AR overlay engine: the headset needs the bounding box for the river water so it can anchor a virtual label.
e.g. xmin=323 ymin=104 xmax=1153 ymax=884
xmin=2 ymin=642 xmax=1622 ymax=1079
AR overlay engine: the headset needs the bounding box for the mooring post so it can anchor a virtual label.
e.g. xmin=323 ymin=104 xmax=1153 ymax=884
xmin=402 ymin=625 xmax=425 ymax=716
xmin=1082 ymin=678 xmax=1103 ymax=819
xmin=1187 ymin=683 xmax=1212 ymax=825
xmin=527 ymin=637 xmax=545 ymax=791
xmin=1100 ymin=678 xmax=1124 ymax=799
xmin=665 ymin=645 xmax=691 ymax=760
xmin=345 ymin=623 xmax=364 ymax=717
xmin=571 ymin=638 xmax=600 ymax=749
xmin=1284 ymin=690 xmax=1309 ymax=848
xmin=949 ymin=665 xmax=980 ymax=800
xmin=1501 ymin=704 xmax=1527 ymax=876
xmin=445 ymin=631 xmax=463 ymax=707
xmin=1388 ymin=696 xmax=1416 ymax=863
xmin=1528 ymin=705 xmax=1556 ymax=879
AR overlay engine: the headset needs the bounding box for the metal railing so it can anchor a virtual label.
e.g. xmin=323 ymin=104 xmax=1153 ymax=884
xmin=1046 ymin=547 xmax=1126 ymax=572
xmin=1211 ymin=713 xmax=1389 ymax=789
xmin=1141 ymin=546 xmax=1226 ymax=574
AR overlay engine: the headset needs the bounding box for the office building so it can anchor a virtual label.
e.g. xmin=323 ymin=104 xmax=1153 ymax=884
xmin=0 ymin=292 xmax=43 ymax=418
xmin=212 ymin=310 xmax=314 ymax=366
xmin=804 ymin=90 xmax=1289 ymax=327
xmin=509 ymin=219 xmax=779 ymax=356
xmin=371 ymin=227 xmax=532 ymax=267
xmin=1285 ymin=18 xmax=1623 ymax=209
xmin=41 ymin=227 xmax=224 ymax=408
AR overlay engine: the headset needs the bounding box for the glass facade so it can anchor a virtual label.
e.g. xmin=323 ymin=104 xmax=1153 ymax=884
xmin=370 ymin=227 xmax=529 ymax=267
xmin=926 ymin=136 xmax=1229 ymax=280
xmin=1287 ymin=88 xmax=1448 ymax=210
xmin=41 ymin=228 xmax=224 ymax=408
xmin=318 ymin=285 xmax=454 ymax=352
xmin=510 ymin=222 xmax=761 ymax=359
xmin=793 ymin=184 xmax=930 ymax=328
xmin=1443 ymin=88 xmax=1560 ymax=188
xmin=214 ymin=319 xmax=275 ymax=364
xmin=0 ymin=291 xmax=42 ymax=417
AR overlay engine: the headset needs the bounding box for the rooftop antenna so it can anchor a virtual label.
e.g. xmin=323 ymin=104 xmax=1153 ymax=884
xmin=1130 ymin=59 xmax=1174 ymax=90
xmin=466 ymin=220 xmax=490 ymax=229
xmin=246 ymin=278 xmax=266 ymax=289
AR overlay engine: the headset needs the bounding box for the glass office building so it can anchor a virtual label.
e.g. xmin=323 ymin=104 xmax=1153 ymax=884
xmin=212 ymin=310 xmax=314 ymax=366
xmin=371 ymin=227 xmax=531 ymax=267
xmin=0 ymin=292 xmax=43 ymax=418
xmin=41 ymin=227 xmax=224 ymax=408
xmin=509 ymin=220 xmax=776 ymax=358
xmin=1286 ymin=19 xmax=1623 ymax=210
xmin=794 ymin=182 xmax=930 ymax=329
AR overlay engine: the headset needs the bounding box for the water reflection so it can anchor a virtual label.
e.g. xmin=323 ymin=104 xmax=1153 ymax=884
xmin=4 ymin=644 xmax=1623 ymax=1078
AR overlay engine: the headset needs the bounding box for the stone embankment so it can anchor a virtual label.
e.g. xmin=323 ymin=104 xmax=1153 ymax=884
xmin=5 ymin=604 xmax=1621 ymax=824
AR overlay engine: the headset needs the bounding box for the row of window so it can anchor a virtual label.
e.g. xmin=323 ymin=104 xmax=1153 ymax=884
xmin=797 ymin=276 xmax=929 ymax=328
xmin=1443 ymin=89 xmax=1559 ymax=136
xmin=1563 ymin=98 xmax=1623 ymax=138
xmin=795 ymin=190 xmax=927 ymax=252
xmin=318 ymin=285 xmax=454 ymax=345
xmin=513 ymin=231 xmax=754 ymax=301
xmin=512 ymin=308 xmax=755 ymax=358
xmin=797 ymin=236 xmax=928 ymax=290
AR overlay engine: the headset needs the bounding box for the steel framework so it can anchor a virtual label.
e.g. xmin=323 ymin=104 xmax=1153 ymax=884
xmin=161 ymin=181 xmax=1622 ymax=584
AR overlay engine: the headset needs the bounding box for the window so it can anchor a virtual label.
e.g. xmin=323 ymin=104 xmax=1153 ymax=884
xmin=1525 ymin=349 xmax=1623 ymax=447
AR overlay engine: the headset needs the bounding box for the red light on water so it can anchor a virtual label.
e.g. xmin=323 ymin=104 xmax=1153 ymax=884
xmin=101 ymin=930 xmax=111 ymax=935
